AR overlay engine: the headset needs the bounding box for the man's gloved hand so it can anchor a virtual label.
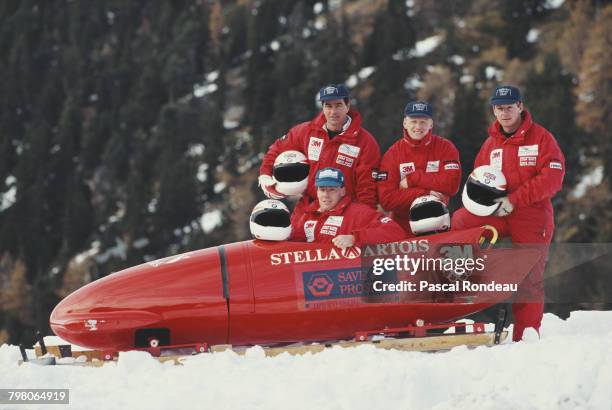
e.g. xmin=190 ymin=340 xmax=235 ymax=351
xmin=494 ymin=196 xmax=514 ymax=217
xmin=429 ymin=190 xmax=448 ymax=202
xmin=332 ymin=234 xmax=355 ymax=249
xmin=258 ymin=175 xmax=285 ymax=199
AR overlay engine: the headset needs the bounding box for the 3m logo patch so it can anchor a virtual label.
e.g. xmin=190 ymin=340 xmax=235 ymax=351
xmin=399 ymin=162 xmax=415 ymax=179
xmin=426 ymin=160 xmax=440 ymax=173
xmin=549 ymin=161 xmax=563 ymax=170
xmin=518 ymin=145 xmax=539 ymax=157
xmin=338 ymin=143 xmax=360 ymax=158
xmin=520 ymin=156 xmax=537 ymax=167
xmin=490 ymin=149 xmax=503 ymax=170
xmin=308 ymin=137 xmax=324 ymax=161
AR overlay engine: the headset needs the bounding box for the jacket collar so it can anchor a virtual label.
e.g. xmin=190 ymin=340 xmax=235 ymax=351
xmin=402 ymin=129 xmax=433 ymax=147
xmin=488 ymin=110 xmax=534 ymax=144
xmin=311 ymin=109 xmax=363 ymax=142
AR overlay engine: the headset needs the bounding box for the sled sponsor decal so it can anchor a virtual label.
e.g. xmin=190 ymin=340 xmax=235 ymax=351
xmin=520 ymin=156 xmax=537 ymax=167
xmin=518 ymin=144 xmax=539 ymax=157
xmin=308 ymin=137 xmax=324 ymax=161
xmin=271 ymin=246 xmax=362 ymax=265
xmin=426 ymin=160 xmax=440 ymax=173
xmin=336 ymin=154 xmax=355 ymax=167
xmin=399 ymin=162 xmax=415 ymax=179
xmin=549 ymin=161 xmax=563 ymax=170
xmin=338 ymin=143 xmax=360 ymax=158
xmin=304 ymin=221 xmax=317 ymax=243
xmin=300 ymin=267 xmax=398 ymax=309
xmin=490 ymin=149 xmax=503 ymax=170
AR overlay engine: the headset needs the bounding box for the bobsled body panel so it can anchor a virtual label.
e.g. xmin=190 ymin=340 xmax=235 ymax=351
xmin=50 ymin=247 xmax=228 ymax=350
xmin=50 ymin=227 xmax=542 ymax=350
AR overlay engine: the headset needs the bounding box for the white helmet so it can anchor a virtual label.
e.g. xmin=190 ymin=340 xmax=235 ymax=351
xmin=462 ymin=165 xmax=507 ymax=216
xmin=409 ymin=195 xmax=451 ymax=235
xmin=250 ymin=199 xmax=292 ymax=241
xmin=273 ymin=150 xmax=309 ymax=196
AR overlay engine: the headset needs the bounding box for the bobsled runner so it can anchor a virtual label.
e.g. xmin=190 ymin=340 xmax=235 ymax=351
xmin=49 ymin=226 xmax=541 ymax=352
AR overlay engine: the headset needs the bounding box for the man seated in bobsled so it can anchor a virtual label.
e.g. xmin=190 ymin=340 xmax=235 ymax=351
xmin=250 ymin=168 xmax=405 ymax=249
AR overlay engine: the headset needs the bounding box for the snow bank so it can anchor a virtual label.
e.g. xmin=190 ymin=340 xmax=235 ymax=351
xmin=1 ymin=312 xmax=611 ymax=410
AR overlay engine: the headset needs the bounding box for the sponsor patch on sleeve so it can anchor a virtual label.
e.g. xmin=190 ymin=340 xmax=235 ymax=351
xmin=380 ymin=216 xmax=392 ymax=224
xmin=549 ymin=161 xmax=563 ymax=170
xmin=371 ymin=169 xmax=388 ymax=181
xmin=444 ymin=161 xmax=460 ymax=170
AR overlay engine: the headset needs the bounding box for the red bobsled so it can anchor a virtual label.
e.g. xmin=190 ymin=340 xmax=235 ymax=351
xmin=50 ymin=226 xmax=541 ymax=351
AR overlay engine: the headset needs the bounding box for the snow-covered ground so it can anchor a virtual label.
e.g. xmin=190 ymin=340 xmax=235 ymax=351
xmin=1 ymin=311 xmax=611 ymax=410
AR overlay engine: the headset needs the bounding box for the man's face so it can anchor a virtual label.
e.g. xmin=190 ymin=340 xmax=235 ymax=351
xmin=403 ymin=116 xmax=433 ymax=140
xmin=317 ymin=186 xmax=345 ymax=211
xmin=492 ymin=102 xmax=523 ymax=132
xmin=322 ymin=99 xmax=350 ymax=132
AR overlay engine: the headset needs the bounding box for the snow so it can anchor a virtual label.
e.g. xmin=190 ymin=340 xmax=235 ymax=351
xmin=411 ymin=35 xmax=442 ymax=57
xmin=448 ymin=55 xmax=465 ymax=65
xmin=526 ymin=28 xmax=540 ymax=43
xmin=0 ymin=184 xmax=16 ymax=212
xmin=485 ymin=66 xmax=503 ymax=81
xmin=573 ymin=165 xmax=604 ymax=198
xmin=193 ymin=83 xmax=218 ymax=97
xmin=199 ymin=209 xmax=222 ymax=233
xmin=544 ymin=0 xmax=565 ymax=9
xmin=1 ymin=312 xmax=611 ymax=410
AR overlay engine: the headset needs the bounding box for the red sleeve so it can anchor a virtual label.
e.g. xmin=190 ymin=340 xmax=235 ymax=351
xmin=508 ymin=131 xmax=565 ymax=208
xmin=473 ymin=139 xmax=491 ymax=168
xmin=289 ymin=207 xmax=307 ymax=242
xmin=352 ymin=209 xmax=406 ymax=246
xmin=352 ymin=133 xmax=381 ymax=209
xmin=259 ymin=124 xmax=306 ymax=176
xmin=405 ymin=140 xmax=461 ymax=196
xmin=378 ymin=147 xmax=429 ymax=212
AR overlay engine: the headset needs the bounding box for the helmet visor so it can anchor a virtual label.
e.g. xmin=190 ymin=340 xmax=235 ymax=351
xmin=466 ymin=179 xmax=506 ymax=206
xmin=251 ymin=209 xmax=291 ymax=227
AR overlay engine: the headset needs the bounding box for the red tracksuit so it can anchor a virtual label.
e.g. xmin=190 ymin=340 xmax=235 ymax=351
xmin=378 ymin=130 xmax=461 ymax=235
xmin=451 ymin=110 xmax=565 ymax=341
xmin=291 ymin=196 xmax=406 ymax=246
xmin=259 ymin=109 xmax=381 ymax=210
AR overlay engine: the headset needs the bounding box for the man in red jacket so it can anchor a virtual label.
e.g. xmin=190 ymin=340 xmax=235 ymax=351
xmin=378 ymin=101 xmax=461 ymax=235
xmin=452 ymin=85 xmax=565 ymax=341
xmin=259 ymin=84 xmax=381 ymax=212
xmin=291 ymin=168 xmax=405 ymax=249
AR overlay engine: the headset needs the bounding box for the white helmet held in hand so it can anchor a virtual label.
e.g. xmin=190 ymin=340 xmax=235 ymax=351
xmin=250 ymin=199 xmax=292 ymax=241
xmin=462 ymin=165 xmax=507 ymax=216
xmin=409 ymin=195 xmax=451 ymax=235
xmin=273 ymin=150 xmax=309 ymax=196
